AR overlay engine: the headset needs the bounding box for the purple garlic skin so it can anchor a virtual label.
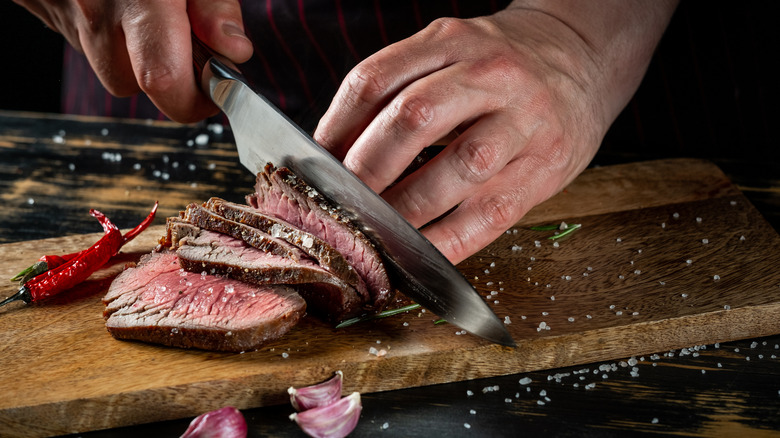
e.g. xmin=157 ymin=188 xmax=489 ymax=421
xmin=289 ymin=370 xmax=343 ymax=411
xmin=180 ymin=406 xmax=247 ymax=438
xmin=289 ymin=392 xmax=362 ymax=438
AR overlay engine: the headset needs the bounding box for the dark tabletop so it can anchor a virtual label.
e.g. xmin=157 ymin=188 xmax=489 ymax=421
xmin=1 ymin=111 xmax=778 ymax=437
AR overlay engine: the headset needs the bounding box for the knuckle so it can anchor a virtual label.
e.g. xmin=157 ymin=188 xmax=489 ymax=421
xmin=439 ymin=226 xmax=471 ymax=262
xmin=389 ymin=93 xmax=435 ymax=134
xmin=425 ymin=16 xmax=470 ymax=40
xmin=473 ymin=189 xmax=524 ymax=232
xmin=453 ymin=137 xmax=504 ymax=185
xmin=392 ymin=188 xmax=427 ymax=225
xmin=344 ymin=61 xmax=388 ymax=109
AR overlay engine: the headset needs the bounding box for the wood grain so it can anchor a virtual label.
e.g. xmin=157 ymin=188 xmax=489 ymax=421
xmin=1 ymin=158 xmax=779 ymax=437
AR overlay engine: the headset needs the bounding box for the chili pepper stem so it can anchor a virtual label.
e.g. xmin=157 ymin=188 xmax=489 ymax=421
xmin=0 ymin=286 xmax=32 ymax=309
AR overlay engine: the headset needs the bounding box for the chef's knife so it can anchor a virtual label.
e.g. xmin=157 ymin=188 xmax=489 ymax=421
xmin=192 ymin=37 xmax=515 ymax=347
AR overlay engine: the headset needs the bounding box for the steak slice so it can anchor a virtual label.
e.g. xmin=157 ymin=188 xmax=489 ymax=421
xmin=183 ymin=202 xmax=308 ymax=262
xmin=103 ymin=251 xmax=306 ymax=352
xmin=248 ymin=164 xmax=393 ymax=310
xmin=203 ymin=197 xmax=367 ymax=300
xmin=173 ymin=225 xmax=365 ymax=320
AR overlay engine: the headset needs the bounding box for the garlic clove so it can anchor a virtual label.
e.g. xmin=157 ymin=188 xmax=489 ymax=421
xmin=289 ymin=392 xmax=362 ymax=438
xmin=288 ymin=370 xmax=343 ymax=411
xmin=180 ymin=406 xmax=247 ymax=438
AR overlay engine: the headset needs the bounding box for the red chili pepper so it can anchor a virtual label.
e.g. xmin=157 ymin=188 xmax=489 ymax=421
xmin=2 ymin=202 xmax=158 ymax=308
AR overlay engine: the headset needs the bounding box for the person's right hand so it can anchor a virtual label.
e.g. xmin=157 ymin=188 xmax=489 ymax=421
xmin=14 ymin=0 xmax=253 ymax=123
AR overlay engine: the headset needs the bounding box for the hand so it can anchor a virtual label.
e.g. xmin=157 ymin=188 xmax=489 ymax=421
xmin=14 ymin=0 xmax=253 ymax=122
xmin=314 ymin=1 xmax=677 ymax=264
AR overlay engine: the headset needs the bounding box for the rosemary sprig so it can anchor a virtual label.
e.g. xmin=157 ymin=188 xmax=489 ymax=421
xmin=529 ymin=224 xmax=560 ymax=231
xmin=530 ymin=222 xmax=582 ymax=240
xmin=335 ymin=303 xmax=422 ymax=328
xmin=549 ymin=223 xmax=581 ymax=240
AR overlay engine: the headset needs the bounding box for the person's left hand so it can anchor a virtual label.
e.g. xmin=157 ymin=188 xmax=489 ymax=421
xmin=312 ymin=8 xmax=634 ymax=264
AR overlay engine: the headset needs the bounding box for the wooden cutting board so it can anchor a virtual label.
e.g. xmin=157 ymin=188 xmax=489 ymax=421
xmin=1 ymin=158 xmax=779 ymax=437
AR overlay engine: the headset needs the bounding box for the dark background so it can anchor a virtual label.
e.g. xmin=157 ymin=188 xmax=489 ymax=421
xmin=1 ymin=1 xmax=779 ymax=164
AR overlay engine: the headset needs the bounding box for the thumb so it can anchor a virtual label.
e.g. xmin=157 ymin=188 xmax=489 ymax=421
xmin=188 ymin=0 xmax=253 ymax=64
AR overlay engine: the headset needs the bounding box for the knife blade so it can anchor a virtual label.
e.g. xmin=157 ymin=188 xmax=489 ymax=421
xmin=192 ymin=37 xmax=515 ymax=347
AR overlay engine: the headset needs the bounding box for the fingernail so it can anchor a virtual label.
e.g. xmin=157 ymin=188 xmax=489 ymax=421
xmin=222 ymin=21 xmax=250 ymax=41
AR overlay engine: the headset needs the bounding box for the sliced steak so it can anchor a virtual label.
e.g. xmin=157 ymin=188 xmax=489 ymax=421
xmin=173 ymin=226 xmax=365 ymax=320
xmin=183 ymin=202 xmax=308 ymax=262
xmin=103 ymin=251 xmax=306 ymax=352
xmin=248 ymin=164 xmax=393 ymax=310
xmin=203 ymin=197 xmax=366 ymax=300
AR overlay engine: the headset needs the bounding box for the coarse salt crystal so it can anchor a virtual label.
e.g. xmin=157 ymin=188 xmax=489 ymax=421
xmin=195 ymin=133 xmax=209 ymax=145
xmin=713 ymin=275 xmax=721 ymax=281
xmin=281 ymin=352 xmax=289 ymax=358
xmin=702 ymin=238 xmax=709 ymax=244
xmin=519 ymin=377 xmax=532 ymax=385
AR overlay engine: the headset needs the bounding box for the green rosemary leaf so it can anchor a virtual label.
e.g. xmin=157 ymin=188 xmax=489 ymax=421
xmin=530 ymin=224 xmax=560 ymax=231
xmin=335 ymin=303 xmax=422 ymax=328
xmin=549 ymin=223 xmax=581 ymax=240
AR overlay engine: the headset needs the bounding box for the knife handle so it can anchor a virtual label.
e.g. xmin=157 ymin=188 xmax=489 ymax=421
xmin=191 ymin=33 xmax=245 ymax=97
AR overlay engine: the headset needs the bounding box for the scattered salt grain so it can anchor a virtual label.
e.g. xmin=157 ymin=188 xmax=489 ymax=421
xmin=464 ymin=423 xmax=471 ymax=429
xmin=470 ymin=409 xmax=477 ymax=415
xmin=724 ymin=305 xmax=731 ymax=310
xmin=194 ymin=133 xmax=209 ymax=145
xmin=382 ymin=422 xmax=389 ymax=430
xmin=673 ymin=212 xmax=680 ymax=219
xmin=26 ymin=198 xmax=34 ymax=205
xmin=482 ymin=385 xmax=500 ymax=393
xmin=281 ymin=352 xmax=289 ymax=358
xmin=504 ymin=316 xmax=511 ymax=325
xmin=702 ymin=238 xmax=709 ymax=244
xmin=568 ymin=317 xmax=575 ymax=322
xmin=616 ymin=238 xmax=622 ymax=242
xmin=519 ymin=377 xmax=532 ymax=385
xmin=207 ymin=123 xmax=224 ymax=134
xmin=696 ymin=217 xmax=702 ymax=223
xmin=511 ymin=245 xmax=522 ymax=251
xmin=101 ymin=128 xmax=109 ymax=136
xmin=713 ymin=275 xmax=721 ymax=281
xmin=652 ymin=418 xmax=659 ymax=424
xmin=552 ymin=242 xmax=560 ymax=248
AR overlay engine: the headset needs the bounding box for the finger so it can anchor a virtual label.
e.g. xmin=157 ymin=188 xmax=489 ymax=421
xmin=421 ymin=153 xmax=575 ymax=265
xmin=382 ymin=112 xmax=520 ymax=228
xmin=188 ymin=0 xmax=253 ymax=64
xmin=342 ymin=62 xmax=500 ymax=193
xmin=37 ymin=0 xmax=140 ymax=97
xmin=314 ymin=19 xmax=462 ymax=159
xmin=122 ymin=0 xmax=217 ymax=122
